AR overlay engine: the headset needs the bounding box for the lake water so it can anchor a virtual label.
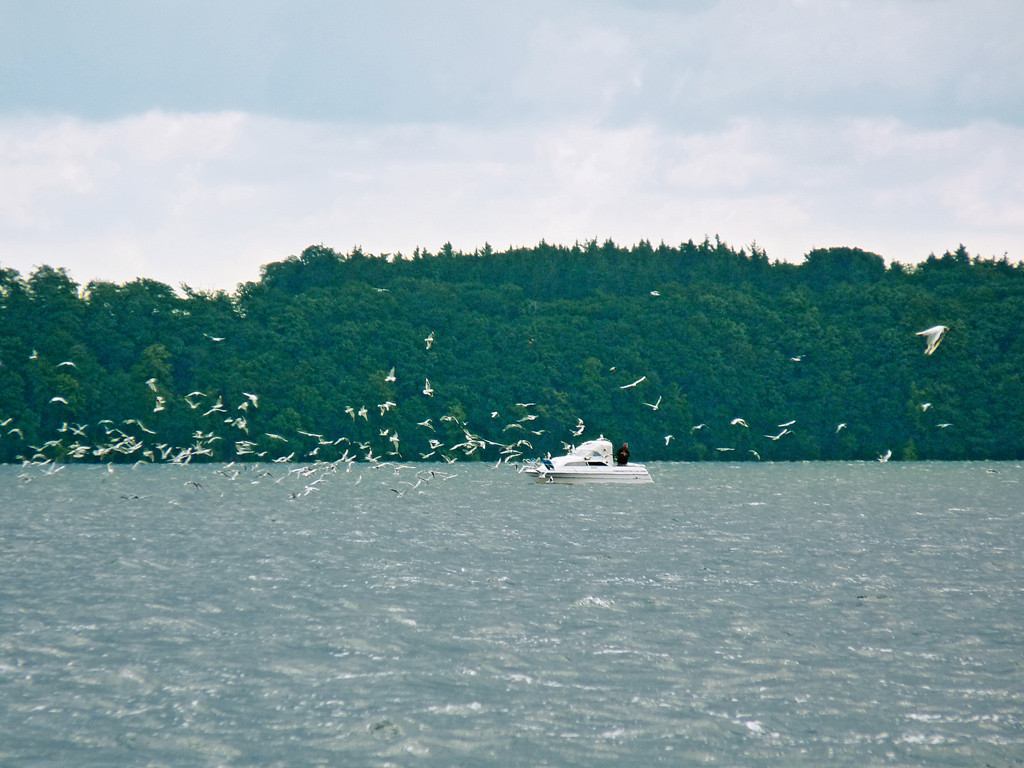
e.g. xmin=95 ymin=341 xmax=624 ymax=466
xmin=1 ymin=460 xmax=1021 ymax=767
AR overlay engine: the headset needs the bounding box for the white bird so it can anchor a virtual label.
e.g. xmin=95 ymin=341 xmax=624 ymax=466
xmin=649 ymin=290 xmax=660 ymax=296
xmin=765 ymin=428 xmax=790 ymax=441
xmin=749 ymin=449 xmax=761 ymax=460
xmin=242 ymin=392 xmax=259 ymax=407
xmin=204 ymin=333 xmax=225 ymax=342
xmin=384 ymin=367 xmax=396 ymax=383
xmin=778 ymin=419 xmax=796 ymax=428
xmin=878 ymin=449 xmax=892 ymax=463
xmin=424 ymin=332 xmax=435 ymax=349
xmin=916 ymin=325 xmax=948 ymax=356
xmin=29 ymin=349 xmax=38 ymax=360
xmin=146 ymin=377 xmax=158 ymax=392
xmin=664 ymin=434 xmax=674 ymax=445
xmin=49 ymin=396 xmax=68 ymax=404
xmin=644 ymin=396 xmax=662 ymax=411
xmin=203 ymin=397 xmax=225 ymax=416
xmin=836 ymin=423 xmax=847 ymax=433
xmin=921 ymin=402 xmax=932 ymax=412
xmin=620 ymin=376 xmax=646 ymax=389
xmin=422 ymin=379 xmax=434 ymax=397
xmin=57 ymin=361 xmax=76 ymax=368
xmin=731 ymin=418 xmax=748 ymax=428
xmin=378 ymin=401 xmax=397 ymax=415
xmin=937 ymin=422 xmax=953 ymax=429
xmin=571 ymin=418 xmax=585 ymax=437
xmin=691 ymin=423 xmax=707 ymax=432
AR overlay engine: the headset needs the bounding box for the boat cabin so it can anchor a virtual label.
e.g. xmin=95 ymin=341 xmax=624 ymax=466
xmin=558 ymin=437 xmax=615 ymax=466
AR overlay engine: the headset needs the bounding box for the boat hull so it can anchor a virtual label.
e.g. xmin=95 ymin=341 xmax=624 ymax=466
xmin=525 ymin=464 xmax=653 ymax=484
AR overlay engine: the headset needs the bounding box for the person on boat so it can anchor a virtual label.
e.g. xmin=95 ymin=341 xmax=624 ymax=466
xmin=615 ymin=443 xmax=630 ymax=465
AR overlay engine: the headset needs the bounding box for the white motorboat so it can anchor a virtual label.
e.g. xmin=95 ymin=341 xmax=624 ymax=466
xmin=524 ymin=437 xmax=653 ymax=484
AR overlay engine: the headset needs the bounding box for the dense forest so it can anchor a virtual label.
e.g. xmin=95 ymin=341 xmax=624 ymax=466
xmin=1 ymin=239 xmax=1022 ymax=467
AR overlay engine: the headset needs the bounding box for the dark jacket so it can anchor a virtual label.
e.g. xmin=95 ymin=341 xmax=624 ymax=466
xmin=615 ymin=444 xmax=630 ymax=465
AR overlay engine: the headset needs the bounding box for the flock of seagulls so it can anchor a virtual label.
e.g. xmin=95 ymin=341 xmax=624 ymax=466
xmin=2 ymin=328 xmax=550 ymax=496
xmin=1 ymin=323 xmax=955 ymax=491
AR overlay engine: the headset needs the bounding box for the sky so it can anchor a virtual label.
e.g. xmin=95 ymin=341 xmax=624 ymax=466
xmin=2 ymin=0 xmax=1023 ymax=292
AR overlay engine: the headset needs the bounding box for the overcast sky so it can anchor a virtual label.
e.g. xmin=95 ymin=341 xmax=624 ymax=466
xmin=2 ymin=0 xmax=1022 ymax=291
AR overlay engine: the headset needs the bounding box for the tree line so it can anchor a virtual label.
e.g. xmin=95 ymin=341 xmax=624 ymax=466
xmin=1 ymin=239 xmax=1022 ymax=466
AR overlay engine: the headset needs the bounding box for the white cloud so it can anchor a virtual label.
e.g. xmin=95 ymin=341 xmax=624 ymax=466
xmin=1 ymin=110 xmax=1021 ymax=291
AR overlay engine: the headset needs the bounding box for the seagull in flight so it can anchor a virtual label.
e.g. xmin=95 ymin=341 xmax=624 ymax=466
xmin=385 ymin=367 xmax=396 ymax=383
xmin=916 ymin=325 xmax=948 ymax=356
xmin=878 ymin=449 xmax=892 ymax=463
xmin=203 ymin=397 xmax=225 ymax=416
xmin=422 ymin=379 xmax=434 ymax=397
xmin=836 ymin=422 xmax=847 ymax=433
xmin=731 ymin=418 xmax=748 ymax=428
xmin=620 ymin=376 xmax=646 ymax=389
xmin=424 ymin=332 xmax=435 ymax=349
xmin=643 ymin=396 xmax=662 ymax=411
